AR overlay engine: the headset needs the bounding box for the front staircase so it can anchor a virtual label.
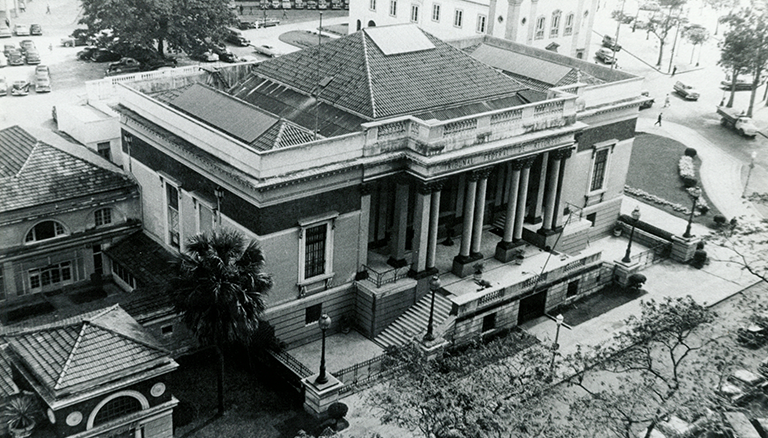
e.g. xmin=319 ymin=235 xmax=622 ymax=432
xmin=373 ymin=291 xmax=453 ymax=349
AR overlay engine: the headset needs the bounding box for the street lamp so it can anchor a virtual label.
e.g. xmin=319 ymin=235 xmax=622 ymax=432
xmin=621 ymin=207 xmax=641 ymax=263
xmin=549 ymin=314 xmax=564 ymax=375
xmin=423 ymin=275 xmax=441 ymax=342
xmin=683 ymin=187 xmax=702 ymax=238
xmin=743 ymin=152 xmax=757 ymax=198
xmin=315 ymin=314 xmax=332 ymax=385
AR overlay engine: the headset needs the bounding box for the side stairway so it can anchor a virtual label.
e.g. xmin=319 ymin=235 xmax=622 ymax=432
xmin=373 ymin=291 xmax=454 ymax=349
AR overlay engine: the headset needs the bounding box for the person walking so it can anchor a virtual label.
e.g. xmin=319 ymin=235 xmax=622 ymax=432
xmin=672 ymin=65 xmax=677 ymax=76
xmin=663 ymin=94 xmax=670 ymax=108
xmin=655 ymin=112 xmax=663 ymax=127
xmin=46 ymin=4 xmax=51 ymax=13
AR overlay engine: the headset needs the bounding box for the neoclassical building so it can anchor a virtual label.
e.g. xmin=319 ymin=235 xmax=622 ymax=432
xmin=114 ymin=24 xmax=644 ymax=348
xmin=349 ymin=0 xmax=599 ymax=59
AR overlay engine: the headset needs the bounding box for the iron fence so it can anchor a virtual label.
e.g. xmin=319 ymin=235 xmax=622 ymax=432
xmin=630 ymin=241 xmax=672 ymax=268
xmin=332 ymin=354 xmax=406 ymax=395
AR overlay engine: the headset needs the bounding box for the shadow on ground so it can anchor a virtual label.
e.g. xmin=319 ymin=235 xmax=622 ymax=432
xmin=558 ymin=284 xmax=647 ymax=327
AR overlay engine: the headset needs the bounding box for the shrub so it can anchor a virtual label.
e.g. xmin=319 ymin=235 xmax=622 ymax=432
xmin=684 ymin=147 xmax=698 ymax=157
xmin=678 ymin=156 xmax=695 ymax=179
xmin=714 ymin=215 xmax=727 ymax=226
xmin=628 ymin=273 xmax=647 ymax=290
xmin=698 ymin=205 xmax=709 ymax=215
xmin=328 ymin=402 xmax=348 ymax=420
xmin=696 ymin=240 xmax=705 ymax=250
xmin=682 ymin=177 xmax=698 ymax=188
xmin=692 ymin=250 xmax=707 ymax=269
xmin=618 ymin=214 xmax=674 ymax=240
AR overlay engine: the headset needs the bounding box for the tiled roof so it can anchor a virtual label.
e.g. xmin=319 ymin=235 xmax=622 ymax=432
xmin=104 ymin=232 xmax=177 ymax=288
xmin=4 ymin=305 xmax=169 ymax=396
xmin=0 ymin=344 xmax=19 ymax=401
xmin=248 ymin=24 xmax=527 ymax=120
xmin=0 ymin=126 xmax=136 ymax=213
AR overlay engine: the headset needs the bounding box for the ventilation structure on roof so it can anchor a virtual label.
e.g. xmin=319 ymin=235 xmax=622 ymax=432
xmin=365 ymin=24 xmax=435 ymax=55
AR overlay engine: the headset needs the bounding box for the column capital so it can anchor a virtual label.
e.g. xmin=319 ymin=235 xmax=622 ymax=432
xmin=430 ymin=180 xmax=445 ymax=193
xmin=394 ymin=173 xmax=413 ymax=186
xmin=553 ymin=147 xmax=573 ymax=160
xmin=509 ymin=160 xmax=527 ymax=171
xmin=470 ymin=167 xmax=493 ymax=181
xmin=416 ymin=182 xmax=433 ymax=195
xmin=360 ymin=181 xmax=376 ymax=196
xmin=522 ymin=156 xmax=537 ymax=168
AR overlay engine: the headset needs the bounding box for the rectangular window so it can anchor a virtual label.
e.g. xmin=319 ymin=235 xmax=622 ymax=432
xmin=591 ymin=149 xmax=610 ymax=192
xmin=199 ymin=204 xmax=214 ymax=234
xmin=112 ymin=260 xmax=136 ymax=289
xmin=305 ymin=224 xmax=327 ymax=279
xmin=567 ymin=280 xmax=579 ymax=298
xmin=476 ymin=14 xmax=486 ymax=33
xmin=305 ymin=303 xmax=322 ymax=325
xmin=369 ymin=0 xmax=375 ymax=10
xmin=411 ymin=4 xmax=419 ymax=22
xmin=93 ymin=244 xmax=103 ymax=276
xmin=535 ymin=16 xmax=545 ymax=39
xmin=95 ymin=208 xmax=112 ymax=226
xmin=432 ymin=3 xmax=440 ymax=21
xmin=161 ymin=325 xmax=174 ymax=335
xmin=564 ymin=13 xmax=574 ymax=36
xmin=482 ymin=313 xmax=496 ymax=332
xmin=389 ymin=0 xmax=397 ymax=16
xmin=97 ymin=142 xmax=111 ymax=161
xmin=166 ymin=183 xmax=180 ymax=249
xmin=28 ymin=262 xmax=72 ymax=291
xmin=550 ymin=12 xmax=561 ymax=37
xmin=454 ymin=9 xmax=463 ymax=27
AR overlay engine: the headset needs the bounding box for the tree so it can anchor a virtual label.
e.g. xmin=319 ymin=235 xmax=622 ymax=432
xmin=647 ymin=0 xmax=688 ymax=67
xmin=172 ymin=229 xmax=273 ymax=415
xmin=706 ymin=214 xmax=768 ymax=283
xmin=719 ymin=8 xmax=768 ymax=115
xmin=702 ymin=0 xmax=740 ymax=34
xmin=685 ymin=26 xmax=710 ymax=65
xmin=78 ymin=0 xmax=236 ymax=57
xmin=565 ymin=296 xmax=718 ymax=438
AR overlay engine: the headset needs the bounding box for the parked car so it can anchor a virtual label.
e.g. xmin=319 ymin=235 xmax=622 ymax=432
xmin=24 ymin=48 xmax=41 ymax=64
xmin=640 ymin=91 xmax=654 ymax=110
xmin=294 ymin=0 xmax=306 ymax=9
xmin=271 ymin=0 xmax=280 ymax=8
xmin=141 ymin=56 xmax=177 ymax=71
xmin=77 ymin=46 xmax=99 ymax=60
xmin=307 ymin=0 xmax=318 ymax=9
xmin=0 ymin=25 xmax=11 ymax=38
xmin=318 ymin=0 xmax=328 ymax=9
xmin=35 ymin=65 xmax=50 ymax=77
xmin=282 ymin=0 xmax=292 ymax=8
xmin=62 ymin=29 xmax=90 ymax=47
xmin=257 ymin=17 xmax=280 ymax=27
xmin=11 ymin=80 xmax=30 ymax=96
xmin=0 ymin=76 xmax=7 ymax=96
xmin=6 ymin=48 xmax=23 ymax=66
xmin=238 ymin=20 xmax=257 ymax=30
xmin=716 ymin=369 xmax=765 ymax=405
xmin=0 ymin=52 xmax=6 ymax=68
xmin=13 ymin=24 xmax=30 ymax=36
xmin=673 ymin=80 xmax=700 ymax=100
xmin=224 ymin=27 xmax=250 ymax=46
xmin=602 ymin=34 xmax=622 ymax=52
xmin=212 ymin=45 xmax=236 ymax=63
xmin=91 ymin=48 xmax=121 ymax=62
xmin=253 ymin=44 xmax=280 ymax=58
xmin=105 ymin=57 xmax=141 ymax=75
xmin=595 ymin=47 xmax=615 ymax=64
xmin=721 ymin=73 xmax=766 ymax=91
xmin=35 ymin=74 xmax=50 ymax=93
xmin=191 ymin=50 xmax=219 ymax=62
xmin=19 ymin=40 xmax=35 ymax=56
xmin=29 ymin=24 xmax=42 ymax=36
xmin=3 ymin=44 xmax=14 ymax=57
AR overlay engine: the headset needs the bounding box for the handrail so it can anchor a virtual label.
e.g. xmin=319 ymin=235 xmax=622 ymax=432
xmin=361 ymin=264 xmax=411 ymax=288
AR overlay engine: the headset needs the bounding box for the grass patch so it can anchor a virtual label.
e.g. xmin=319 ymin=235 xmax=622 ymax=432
xmin=626 ymin=132 xmax=721 ymax=223
xmin=279 ymin=30 xmax=335 ymax=49
xmin=557 ymin=284 xmax=646 ymax=327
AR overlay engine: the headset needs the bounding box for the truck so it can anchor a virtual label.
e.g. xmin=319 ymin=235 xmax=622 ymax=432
xmin=717 ymin=106 xmax=758 ymax=138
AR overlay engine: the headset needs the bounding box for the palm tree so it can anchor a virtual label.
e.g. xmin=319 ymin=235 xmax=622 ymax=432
xmin=172 ymin=229 xmax=273 ymax=415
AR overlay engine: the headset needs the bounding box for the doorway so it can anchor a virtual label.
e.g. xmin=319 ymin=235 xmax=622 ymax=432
xmin=517 ymin=289 xmax=547 ymax=325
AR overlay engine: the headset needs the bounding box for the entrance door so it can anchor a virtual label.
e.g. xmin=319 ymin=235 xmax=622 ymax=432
xmin=517 ymin=289 xmax=547 ymax=325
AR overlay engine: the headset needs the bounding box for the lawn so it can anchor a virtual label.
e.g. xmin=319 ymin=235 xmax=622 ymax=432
xmin=626 ymin=132 xmax=721 ymax=225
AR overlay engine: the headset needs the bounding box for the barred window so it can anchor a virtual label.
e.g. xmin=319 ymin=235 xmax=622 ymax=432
xmin=93 ymin=396 xmax=142 ymax=426
xmin=591 ymin=149 xmax=609 ymax=192
xmin=304 ymin=224 xmax=327 ymax=279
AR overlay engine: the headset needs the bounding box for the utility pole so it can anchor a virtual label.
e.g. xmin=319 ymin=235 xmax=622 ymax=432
xmin=668 ymin=9 xmax=682 ymax=74
xmin=612 ymin=0 xmax=626 ymax=70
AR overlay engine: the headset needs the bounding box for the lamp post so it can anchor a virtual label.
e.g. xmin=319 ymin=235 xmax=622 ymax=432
xmin=315 ymin=314 xmax=332 ymax=385
xmin=683 ymin=187 xmax=702 ymax=238
xmin=743 ymin=152 xmax=757 ymax=198
xmin=549 ymin=314 xmax=564 ymax=375
xmin=621 ymin=206 xmax=641 ymax=263
xmin=423 ymin=275 xmax=441 ymax=342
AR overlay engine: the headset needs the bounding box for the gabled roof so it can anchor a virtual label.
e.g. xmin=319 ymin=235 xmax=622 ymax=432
xmin=0 ymin=345 xmax=19 ymax=401
xmin=0 ymin=126 xmax=136 ymax=213
xmin=4 ymin=305 xmax=169 ymax=398
xmin=248 ymin=24 xmax=527 ymax=120
xmin=104 ymin=232 xmax=176 ymax=288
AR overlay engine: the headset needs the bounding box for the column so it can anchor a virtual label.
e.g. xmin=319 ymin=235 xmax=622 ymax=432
xmin=494 ymin=165 xmax=505 ymax=208
xmin=527 ymin=0 xmax=540 ymax=44
xmin=358 ymin=183 xmax=373 ymax=272
xmin=375 ymin=184 xmax=389 ymax=244
xmin=502 ymin=162 xmax=523 ymax=243
xmin=552 ymin=148 xmax=573 ymax=230
xmin=539 ymin=152 xmax=562 ymax=234
xmin=458 ymin=174 xmax=477 ymax=259
xmin=388 ymin=178 xmax=409 ymax=267
xmin=426 ymin=183 xmax=442 ymax=271
xmin=411 ymin=183 xmax=432 ymax=274
xmin=529 ymin=152 xmax=548 ymax=224
xmin=470 ymin=169 xmax=491 ymax=256
xmin=514 ymin=158 xmax=534 ymax=241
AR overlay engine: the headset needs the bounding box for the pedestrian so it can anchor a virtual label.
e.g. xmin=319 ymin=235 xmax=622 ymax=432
xmin=48 ymin=43 xmax=52 ymax=52
xmin=282 ymin=8 xmax=287 ymax=18
xmin=672 ymin=65 xmax=677 ymax=76
xmin=655 ymin=112 xmax=663 ymax=127
xmin=46 ymin=4 xmax=51 ymax=13
xmin=663 ymin=94 xmax=670 ymax=108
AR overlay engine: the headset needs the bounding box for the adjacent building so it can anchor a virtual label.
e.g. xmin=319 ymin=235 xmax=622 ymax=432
xmin=0 ymin=126 xmax=141 ymax=314
xmin=113 ymin=24 xmax=645 ymax=349
xmin=349 ymin=0 xmax=599 ymax=59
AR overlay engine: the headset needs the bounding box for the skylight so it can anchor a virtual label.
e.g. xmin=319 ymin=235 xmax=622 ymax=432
xmin=365 ymin=24 xmax=435 ymax=55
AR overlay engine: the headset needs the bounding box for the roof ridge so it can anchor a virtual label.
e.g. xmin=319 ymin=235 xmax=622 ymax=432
xmin=274 ymin=119 xmax=287 ymax=148
xmin=89 ymin=319 xmax=169 ymax=355
xmin=13 ymin=141 xmax=41 ymax=178
xmin=361 ymin=31 xmax=377 ymax=119
xmin=55 ymin=322 xmax=88 ymax=390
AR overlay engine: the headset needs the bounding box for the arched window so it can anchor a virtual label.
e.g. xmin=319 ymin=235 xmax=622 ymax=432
xmin=25 ymin=221 xmax=67 ymax=243
xmin=91 ymin=395 xmax=144 ymax=427
xmin=550 ymin=10 xmax=561 ymax=38
xmin=535 ymin=16 xmax=545 ymax=39
xmin=564 ymin=12 xmax=575 ymax=36
xmin=94 ymin=208 xmax=112 ymax=226
xmin=357 ymin=19 xmax=362 ymax=31
xmin=368 ymin=20 xmax=376 ymax=27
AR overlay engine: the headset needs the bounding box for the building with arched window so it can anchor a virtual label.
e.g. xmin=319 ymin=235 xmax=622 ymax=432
xmin=0 ymin=126 xmax=141 ymax=311
xmin=1 ymin=305 xmax=178 ymax=438
xmin=349 ymin=0 xmax=598 ymax=59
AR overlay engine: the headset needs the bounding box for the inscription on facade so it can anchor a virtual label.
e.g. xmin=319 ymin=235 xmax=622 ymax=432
xmin=438 ymin=135 xmax=572 ymax=173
